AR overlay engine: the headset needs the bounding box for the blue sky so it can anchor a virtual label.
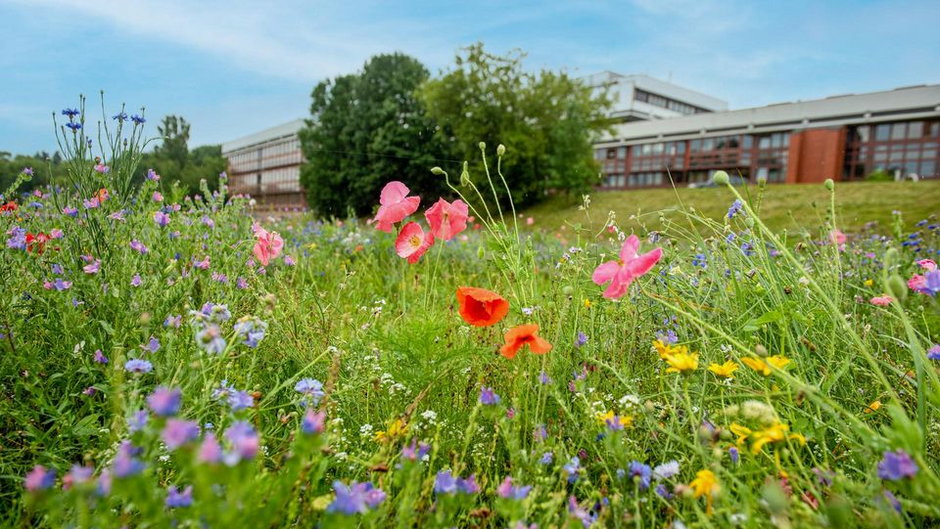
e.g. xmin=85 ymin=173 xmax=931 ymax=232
xmin=1 ymin=0 xmax=938 ymax=154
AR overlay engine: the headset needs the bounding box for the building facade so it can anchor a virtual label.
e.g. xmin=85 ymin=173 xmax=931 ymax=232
xmin=222 ymin=119 xmax=306 ymax=210
xmin=221 ymin=77 xmax=940 ymax=208
xmin=594 ymin=84 xmax=940 ymax=189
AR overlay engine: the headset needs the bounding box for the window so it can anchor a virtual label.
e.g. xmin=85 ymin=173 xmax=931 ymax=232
xmin=875 ymin=124 xmax=891 ymax=141
xmin=908 ymin=122 xmax=924 ymax=139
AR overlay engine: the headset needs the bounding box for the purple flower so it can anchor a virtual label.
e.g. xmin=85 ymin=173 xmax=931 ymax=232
xmin=130 ymin=274 xmax=142 ymax=287
xmin=224 ymin=421 xmax=259 ymax=462
xmin=575 ymin=331 xmax=588 ymax=347
xmin=922 ymin=270 xmax=940 ymax=296
xmin=24 ymin=465 xmax=56 ymax=491
xmin=146 ymin=168 xmax=160 ymax=181
xmin=228 ymin=390 xmax=254 ymax=411
xmin=66 ymin=122 xmax=82 ymax=132
xmin=727 ymin=199 xmax=744 ymax=219
xmin=539 ymin=451 xmax=553 ymax=465
xmin=928 ymin=344 xmax=940 ymax=361
xmin=568 ymin=496 xmax=597 ymax=528
xmin=728 ymin=446 xmax=740 ymax=464
xmin=195 ymin=324 xmax=226 ymax=354
xmin=83 ymin=260 xmax=101 ymax=275
xmin=53 ymin=278 xmax=72 ymax=291
xmin=166 ymin=485 xmax=193 ymax=508
xmin=401 ymin=439 xmax=430 ymax=461
xmin=302 ymin=408 xmax=325 ymax=434
xmin=653 ymin=460 xmax=680 ymax=480
xmin=655 ymin=484 xmax=673 ymax=499
xmin=61 ymin=108 xmax=80 ymax=118
xmin=479 ymin=386 xmax=501 ymax=405
xmin=112 ymin=441 xmax=145 ymax=477
xmin=538 ymin=371 xmax=552 ymax=385
xmin=161 ymin=419 xmax=200 ymax=449
xmin=124 ymin=358 xmax=153 ymax=374
xmin=327 ymin=480 xmax=386 ymax=514
xmin=93 ymin=349 xmax=108 ymax=364
xmin=6 ymin=226 xmax=27 ymax=249
xmin=164 ymin=315 xmax=182 ymax=328
xmin=533 ymin=424 xmax=547 ymax=442
xmin=63 ymin=206 xmax=78 ymax=217
xmin=881 ymin=489 xmax=902 ymax=513
xmin=154 ymin=211 xmax=170 ymax=227
xmin=51 ymin=263 xmax=64 ymax=275
xmin=628 ymin=461 xmax=652 ymax=490
xmin=198 ymin=433 xmax=223 ymax=464
xmin=434 ymin=470 xmax=459 ymax=494
xmin=877 ymin=450 xmax=918 ymax=481
xmin=63 ymin=464 xmax=94 ymax=489
xmin=234 ymin=316 xmax=267 ymax=348
xmin=128 ymin=409 xmax=149 ymax=433
xmin=147 ymin=386 xmax=182 ymax=417
xmin=495 ymin=476 xmax=531 ymax=500
xmin=131 ymin=114 xmax=146 ymax=125
xmin=143 ymin=336 xmax=160 ymax=354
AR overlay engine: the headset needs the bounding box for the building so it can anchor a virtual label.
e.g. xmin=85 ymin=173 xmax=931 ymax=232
xmin=583 ymin=71 xmax=728 ymax=122
xmin=222 ymin=119 xmax=306 ymax=210
xmin=221 ymin=76 xmax=940 ymax=208
xmin=595 ymin=84 xmax=940 ymax=189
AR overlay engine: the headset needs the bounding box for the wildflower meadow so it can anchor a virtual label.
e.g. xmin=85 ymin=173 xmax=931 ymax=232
xmin=2 ymin=100 xmax=940 ymax=529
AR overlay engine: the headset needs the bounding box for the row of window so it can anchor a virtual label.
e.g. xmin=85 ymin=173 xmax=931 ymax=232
xmin=604 ymin=172 xmax=667 ymax=188
xmin=633 ymin=89 xmax=708 ymax=115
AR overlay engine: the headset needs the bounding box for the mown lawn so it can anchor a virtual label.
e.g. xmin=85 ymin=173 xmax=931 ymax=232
xmin=525 ymin=181 xmax=940 ymax=234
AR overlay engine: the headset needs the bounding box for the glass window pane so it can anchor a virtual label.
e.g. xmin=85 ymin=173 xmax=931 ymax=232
xmin=875 ymin=124 xmax=891 ymax=141
xmin=855 ymin=126 xmax=870 ymax=142
xmin=908 ymin=122 xmax=924 ymax=139
xmin=921 ymin=160 xmax=936 ymax=177
xmin=891 ymin=123 xmax=906 ymax=140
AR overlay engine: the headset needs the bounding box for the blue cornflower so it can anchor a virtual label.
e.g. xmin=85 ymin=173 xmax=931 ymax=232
xmin=655 ymin=484 xmax=673 ymax=499
xmin=729 ymin=446 xmax=740 ymax=464
xmin=928 ymin=344 xmax=940 ymax=361
xmin=124 ymin=358 xmax=153 ymax=374
xmin=227 ymin=390 xmax=254 ymax=411
xmin=479 ymin=386 xmax=501 ymax=405
xmin=131 ymin=114 xmax=146 ymax=125
xmin=112 ymin=112 xmax=128 ymax=121
xmin=539 ymin=451 xmax=554 ymax=465
xmin=575 ymin=331 xmax=588 ymax=347
xmin=65 ymin=122 xmax=82 ymax=132
xmin=295 ymin=378 xmax=325 ymax=404
xmin=563 ymin=456 xmax=582 ymax=483
xmin=112 ymin=441 xmax=145 ymax=477
xmin=628 ymin=461 xmax=652 ymax=490
xmin=496 ymin=476 xmax=531 ymax=499
xmin=692 ymin=253 xmax=707 ymax=268
xmin=165 ymin=485 xmax=193 ymax=508
xmin=127 ymin=409 xmax=148 ymax=433
xmin=61 ymin=108 xmax=80 ymax=118
xmin=234 ymin=316 xmax=267 ymax=348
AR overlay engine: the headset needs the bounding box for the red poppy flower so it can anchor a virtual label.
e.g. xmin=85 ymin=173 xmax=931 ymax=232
xmin=499 ymin=324 xmax=552 ymax=359
xmin=25 ymin=232 xmax=50 ymax=254
xmin=456 ymin=286 xmax=509 ymax=327
xmin=0 ymin=201 xmax=17 ymax=213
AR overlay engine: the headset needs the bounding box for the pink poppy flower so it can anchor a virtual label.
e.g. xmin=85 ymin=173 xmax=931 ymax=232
xmin=395 ymin=222 xmax=434 ymax=264
xmin=252 ymin=224 xmax=284 ymax=266
xmin=829 ymin=230 xmax=846 ymax=245
xmin=917 ymin=259 xmax=937 ymax=271
xmin=592 ymin=235 xmax=663 ymax=299
xmin=425 ymin=198 xmax=469 ymax=241
xmin=909 ymin=274 xmax=927 ymax=293
xmin=870 ymin=295 xmax=893 ymax=306
xmin=372 ymin=181 xmax=420 ymax=233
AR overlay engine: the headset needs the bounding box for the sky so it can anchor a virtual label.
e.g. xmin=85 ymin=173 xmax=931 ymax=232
xmin=1 ymin=0 xmax=938 ymax=154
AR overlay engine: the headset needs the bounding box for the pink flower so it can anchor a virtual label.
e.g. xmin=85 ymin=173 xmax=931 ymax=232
xmin=909 ymin=274 xmax=926 ymax=293
xmin=372 ymin=181 xmax=420 ymax=233
xmin=526 ymin=217 xmax=534 ymax=226
xmin=829 ymin=230 xmax=846 ymax=245
xmin=252 ymin=224 xmax=284 ymax=266
xmin=592 ymin=235 xmax=663 ymax=299
xmin=395 ymin=222 xmax=434 ymax=264
xmin=870 ymin=295 xmax=893 ymax=306
xmin=917 ymin=259 xmax=937 ymax=271
xmin=425 ymin=198 xmax=469 ymax=241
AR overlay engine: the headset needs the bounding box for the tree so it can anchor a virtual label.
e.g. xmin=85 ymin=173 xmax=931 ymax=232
xmin=299 ymin=53 xmax=452 ymax=217
xmin=420 ymin=43 xmax=613 ymax=206
xmin=154 ymin=115 xmax=191 ymax=169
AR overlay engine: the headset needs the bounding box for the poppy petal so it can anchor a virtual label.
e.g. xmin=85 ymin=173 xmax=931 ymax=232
xmin=627 ymin=247 xmax=662 ymax=277
xmin=592 ymin=261 xmax=620 ymax=285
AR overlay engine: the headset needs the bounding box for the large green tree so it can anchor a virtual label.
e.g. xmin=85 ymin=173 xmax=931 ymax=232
xmin=299 ymin=53 xmax=452 ymax=217
xmin=420 ymin=43 xmax=613 ymax=206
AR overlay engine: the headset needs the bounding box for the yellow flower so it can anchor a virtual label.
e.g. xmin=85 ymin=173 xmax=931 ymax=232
xmin=731 ymin=421 xmax=805 ymax=454
xmin=741 ymin=355 xmax=790 ymax=376
xmin=653 ymin=340 xmax=688 ymax=359
xmin=583 ymin=299 xmax=592 ymax=308
xmin=864 ymin=279 xmax=874 ymax=287
xmin=374 ymin=418 xmax=407 ymax=443
xmin=864 ymin=400 xmax=881 ymax=414
xmin=708 ymin=361 xmax=739 ymax=378
xmin=664 ymin=350 xmax=699 ymax=374
xmin=689 ymin=469 xmax=720 ymax=513
xmin=596 ymin=410 xmax=633 ymax=428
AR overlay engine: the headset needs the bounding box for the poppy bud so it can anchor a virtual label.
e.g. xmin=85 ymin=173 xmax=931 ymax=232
xmin=460 ymin=164 xmax=471 ymax=187
xmin=824 ymin=179 xmax=834 ymax=191
xmin=886 ymin=274 xmax=908 ymax=302
xmin=477 ymin=245 xmax=485 ymax=259
xmin=478 ymin=142 xmax=486 ymax=151
xmin=712 ymin=171 xmax=730 ymax=185
xmin=562 ymin=285 xmax=574 ymax=296
xmin=497 ymin=144 xmax=506 ymax=156
xmin=430 ymin=166 xmax=444 ymax=175
xmin=754 ymin=344 xmax=768 ymax=357
xmin=757 ymin=175 xmax=767 ymax=186
xmin=884 ymin=248 xmax=899 ymax=268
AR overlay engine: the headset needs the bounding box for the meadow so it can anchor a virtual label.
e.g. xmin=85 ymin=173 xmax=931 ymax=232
xmin=1 ymin=105 xmax=939 ymax=529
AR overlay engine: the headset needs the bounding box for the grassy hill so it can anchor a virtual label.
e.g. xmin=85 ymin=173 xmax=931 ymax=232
xmin=523 ymin=180 xmax=940 ymax=235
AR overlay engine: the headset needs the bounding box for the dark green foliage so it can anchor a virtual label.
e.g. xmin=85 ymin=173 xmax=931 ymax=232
xmin=0 ymin=151 xmax=65 ymax=197
xmin=138 ymin=116 xmax=226 ymax=195
xmin=420 ymin=43 xmax=614 ymax=206
xmin=299 ymin=53 xmax=453 ymax=217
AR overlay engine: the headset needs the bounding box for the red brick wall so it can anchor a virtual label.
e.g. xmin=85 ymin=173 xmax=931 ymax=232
xmin=786 ymin=128 xmax=846 ymax=183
